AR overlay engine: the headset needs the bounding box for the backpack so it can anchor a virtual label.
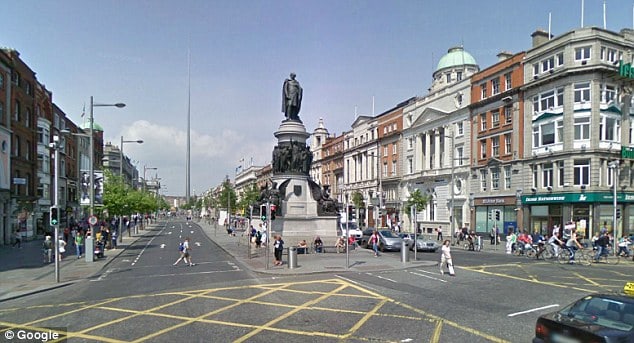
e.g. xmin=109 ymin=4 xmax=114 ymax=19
xmin=178 ymin=242 xmax=185 ymax=252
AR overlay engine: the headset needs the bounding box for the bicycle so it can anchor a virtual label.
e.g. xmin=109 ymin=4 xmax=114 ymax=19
xmin=591 ymin=246 xmax=620 ymax=265
xmin=557 ymin=247 xmax=591 ymax=266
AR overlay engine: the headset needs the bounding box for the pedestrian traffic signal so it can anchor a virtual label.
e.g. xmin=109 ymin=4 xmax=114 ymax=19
xmin=270 ymin=204 xmax=277 ymax=220
xmin=616 ymin=208 xmax=621 ymax=219
xmin=495 ymin=210 xmax=501 ymax=221
xmin=260 ymin=204 xmax=267 ymax=221
xmin=50 ymin=206 xmax=59 ymax=226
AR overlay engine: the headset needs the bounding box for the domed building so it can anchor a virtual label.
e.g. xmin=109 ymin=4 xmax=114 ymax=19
xmin=429 ymin=46 xmax=479 ymax=93
xmin=79 ymin=121 xmax=105 ymax=171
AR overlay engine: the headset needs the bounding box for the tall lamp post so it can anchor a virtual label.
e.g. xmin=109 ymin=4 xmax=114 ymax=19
xmin=119 ymin=136 xmax=143 ymax=241
xmin=609 ymin=160 xmax=620 ymax=243
xmin=88 ymin=96 xmax=125 ymax=261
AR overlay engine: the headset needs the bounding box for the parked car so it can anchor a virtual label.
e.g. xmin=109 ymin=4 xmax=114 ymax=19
xmin=361 ymin=229 xmax=403 ymax=252
xmin=338 ymin=222 xmax=363 ymax=242
xmin=412 ymin=237 xmax=440 ymax=252
xmin=533 ymin=286 xmax=634 ymax=343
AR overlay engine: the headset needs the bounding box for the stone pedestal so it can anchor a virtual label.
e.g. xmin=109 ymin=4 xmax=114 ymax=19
xmin=268 ymin=120 xmax=339 ymax=245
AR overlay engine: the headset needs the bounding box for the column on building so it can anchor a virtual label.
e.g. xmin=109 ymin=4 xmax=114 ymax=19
xmin=434 ymin=129 xmax=441 ymax=170
xmin=424 ymin=132 xmax=431 ymax=170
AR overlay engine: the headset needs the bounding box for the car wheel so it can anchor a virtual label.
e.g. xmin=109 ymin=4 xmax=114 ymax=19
xmin=379 ymin=243 xmax=386 ymax=252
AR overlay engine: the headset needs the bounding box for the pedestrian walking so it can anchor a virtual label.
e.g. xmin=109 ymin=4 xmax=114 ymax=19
xmin=57 ymin=237 xmax=67 ymax=261
xmin=369 ymin=230 xmax=380 ymax=257
xmin=42 ymin=235 xmax=53 ymax=263
xmin=11 ymin=229 xmax=22 ymax=248
xmin=111 ymin=229 xmax=118 ymax=249
xmin=439 ymin=240 xmax=455 ymax=276
xmin=273 ymin=235 xmax=284 ymax=266
xmin=173 ymin=237 xmax=195 ymax=266
xmin=436 ymin=226 xmax=443 ymax=241
xmin=75 ymin=230 xmax=84 ymax=258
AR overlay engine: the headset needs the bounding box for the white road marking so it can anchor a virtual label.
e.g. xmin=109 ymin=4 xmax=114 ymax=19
xmin=167 ymin=231 xmax=172 ymax=235
xmin=401 ymin=339 xmax=413 ymax=342
xmin=508 ymin=304 xmax=559 ymax=317
xmin=160 ymin=243 xmax=166 ymax=249
xmin=335 ymin=275 xmax=383 ymax=293
xmin=131 ymin=223 xmax=167 ymax=266
xmin=409 ymin=270 xmax=448 ymax=283
xmin=195 ymin=242 xmax=201 ymax=247
xmin=190 ymin=230 xmax=194 ymax=234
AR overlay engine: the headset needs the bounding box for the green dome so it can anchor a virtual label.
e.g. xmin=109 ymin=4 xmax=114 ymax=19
xmin=79 ymin=121 xmax=104 ymax=132
xmin=436 ymin=46 xmax=477 ymax=71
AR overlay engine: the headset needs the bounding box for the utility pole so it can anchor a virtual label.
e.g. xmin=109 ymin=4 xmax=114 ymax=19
xmin=51 ymin=135 xmax=60 ymax=282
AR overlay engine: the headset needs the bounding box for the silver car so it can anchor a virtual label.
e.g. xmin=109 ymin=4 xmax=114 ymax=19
xmin=412 ymin=236 xmax=440 ymax=252
xmin=362 ymin=229 xmax=403 ymax=252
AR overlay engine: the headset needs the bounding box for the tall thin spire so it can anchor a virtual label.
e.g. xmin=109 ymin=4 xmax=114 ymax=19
xmin=186 ymin=47 xmax=191 ymax=203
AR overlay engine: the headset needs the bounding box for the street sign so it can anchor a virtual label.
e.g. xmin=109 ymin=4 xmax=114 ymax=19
xmin=622 ymin=146 xmax=634 ymax=160
xmin=88 ymin=215 xmax=98 ymax=226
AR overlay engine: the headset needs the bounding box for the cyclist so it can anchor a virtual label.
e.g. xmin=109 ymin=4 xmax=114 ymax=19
xmin=548 ymin=232 xmax=563 ymax=258
xmin=565 ymin=228 xmax=583 ymax=264
xmin=617 ymin=235 xmax=631 ymax=257
xmin=532 ymin=230 xmax=546 ymax=258
xmin=593 ymin=231 xmax=610 ymax=261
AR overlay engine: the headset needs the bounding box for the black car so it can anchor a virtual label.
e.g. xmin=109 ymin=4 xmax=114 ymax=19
xmin=533 ymin=291 xmax=634 ymax=343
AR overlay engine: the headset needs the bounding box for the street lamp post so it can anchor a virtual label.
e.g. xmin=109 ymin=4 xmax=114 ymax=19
xmin=119 ymin=136 xmax=143 ymax=242
xmin=88 ymin=96 xmax=125 ymax=261
xmin=50 ymin=135 xmax=61 ymax=282
xmin=609 ymin=160 xmax=620 ymax=244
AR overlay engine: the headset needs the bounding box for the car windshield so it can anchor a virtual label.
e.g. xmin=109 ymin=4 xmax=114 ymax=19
xmin=560 ymin=295 xmax=634 ymax=332
xmin=380 ymin=230 xmax=398 ymax=238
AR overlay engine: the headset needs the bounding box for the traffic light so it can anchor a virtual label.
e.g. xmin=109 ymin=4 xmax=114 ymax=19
xmin=616 ymin=208 xmax=621 ymax=219
xmin=260 ymin=204 xmax=267 ymax=221
xmin=495 ymin=210 xmax=501 ymax=221
xmin=488 ymin=210 xmax=493 ymax=220
xmin=50 ymin=206 xmax=59 ymax=226
xmin=270 ymin=204 xmax=277 ymax=220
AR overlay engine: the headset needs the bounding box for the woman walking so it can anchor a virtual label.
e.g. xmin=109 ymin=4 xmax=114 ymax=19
xmin=369 ymin=230 xmax=380 ymax=257
xmin=273 ymin=235 xmax=284 ymax=266
xmin=440 ymin=240 xmax=455 ymax=276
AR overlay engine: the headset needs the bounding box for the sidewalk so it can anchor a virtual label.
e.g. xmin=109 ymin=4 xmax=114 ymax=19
xmin=0 ymin=224 xmax=157 ymax=302
xmin=196 ymin=221 xmax=439 ymax=275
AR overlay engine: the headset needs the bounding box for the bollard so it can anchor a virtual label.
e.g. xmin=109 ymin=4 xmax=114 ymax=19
xmin=401 ymin=245 xmax=410 ymax=263
xmin=85 ymin=237 xmax=94 ymax=262
xmin=288 ymin=246 xmax=298 ymax=269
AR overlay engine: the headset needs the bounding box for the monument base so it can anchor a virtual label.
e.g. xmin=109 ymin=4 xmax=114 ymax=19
xmin=270 ymin=215 xmax=339 ymax=246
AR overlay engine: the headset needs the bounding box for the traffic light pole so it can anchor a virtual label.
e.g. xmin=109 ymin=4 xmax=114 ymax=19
xmin=51 ymin=137 xmax=60 ymax=283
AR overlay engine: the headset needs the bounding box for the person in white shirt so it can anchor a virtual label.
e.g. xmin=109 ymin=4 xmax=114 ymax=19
xmin=439 ymin=240 xmax=455 ymax=276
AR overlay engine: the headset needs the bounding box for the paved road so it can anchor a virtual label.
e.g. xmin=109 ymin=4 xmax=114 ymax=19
xmin=1 ymin=218 xmax=632 ymax=342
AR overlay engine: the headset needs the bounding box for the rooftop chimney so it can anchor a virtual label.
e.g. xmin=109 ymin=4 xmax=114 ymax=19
xmin=497 ymin=51 xmax=513 ymax=62
xmin=531 ymin=29 xmax=552 ymax=48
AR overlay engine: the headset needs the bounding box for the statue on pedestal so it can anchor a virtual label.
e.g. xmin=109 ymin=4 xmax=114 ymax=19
xmin=282 ymin=73 xmax=303 ymax=122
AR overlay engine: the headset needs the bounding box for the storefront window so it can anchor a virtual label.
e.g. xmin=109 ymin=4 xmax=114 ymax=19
xmin=599 ymin=204 xmax=616 ymax=235
xmin=572 ymin=204 xmax=590 ymax=239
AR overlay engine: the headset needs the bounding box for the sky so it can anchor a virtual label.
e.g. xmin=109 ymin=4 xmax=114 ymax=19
xmin=2 ymin=0 xmax=633 ymax=196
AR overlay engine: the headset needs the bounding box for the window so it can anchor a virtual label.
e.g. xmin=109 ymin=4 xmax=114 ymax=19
xmin=491 ymin=168 xmax=500 ymax=190
xmin=0 ymin=101 xmax=4 ymax=124
xmin=600 ymin=83 xmax=616 ymax=103
xmin=407 ymin=158 xmax=413 ymax=174
xmin=14 ymin=100 xmax=20 ymax=122
xmin=13 ymin=136 xmax=19 ymax=156
xmin=504 ymin=106 xmax=512 ymax=124
xmin=25 ymin=140 xmax=30 ymax=160
xmin=533 ymin=119 xmax=564 ymax=147
xmin=383 ymin=146 xmax=388 ymax=157
xmin=491 ymin=109 xmax=500 ymax=127
xmin=491 ymin=78 xmax=500 ymax=95
xmin=446 ymin=73 xmax=451 ymax=83
xmin=574 ymin=82 xmax=591 ymax=103
xmin=480 ymin=169 xmax=488 ymax=191
xmin=574 ymin=116 xmax=590 ymax=140
xmin=480 ymin=113 xmax=487 ymax=131
xmin=556 ymin=52 xmax=564 ymax=66
xmin=391 ymin=160 xmax=396 ymax=175
xmin=558 ymin=161 xmax=565 ymax=186
xmin=25 ymin=108 xmax=31 ymax=128
xmin=573 ymin=159 xmax=590 ymax=186
xmin=532 ymin=166 xmax=538 ymax=188
xmin=541 ymin=56 xmax=555 ymax=73
xmin=600 ymin=47 xmax=620 ymax=63
xmin=456 ymin=146 xmax=464 ymax=166
xmin=533 ymin=63 xmax=539 ymax=76
xmin=599 ymin=115 xmax=620 ymax=141
xmin=480 ymin=140 xmax=487 ymax=159
xmin=492 ymin=136 xmax=500 ymax=157
xmin=607 ymin=161 xmax=615 ymax=186
xmin=456 ymin=71 xmax=462 ymax=81
xmin=575 ymin=46 xmax=591 ymax=61
xmin=407 ymin=137 xmax=413 ymax=150
xmin=533 ymin=87 xmax=564 ymax=113
xmin=456 ymin=121 xmax=464 ymax=136
xmin=504 ymin=72 xmax=512 ymax=90
xmin=504 ymin=166 xmax=511 ymax=189
xmin=542 ymin=163 xmax=553 ymax=187
xmin=392 ymin=143 xmax=397 ymax=154
xmin=382 ymin=163 xmax=387 ymax=177
xmin=504 ymin=134 xmax=512 ymax=155
xmin=0 ymin=73 xmax=3 ymax=88
xmin=480 ymin=83 xmax=487 ymax=99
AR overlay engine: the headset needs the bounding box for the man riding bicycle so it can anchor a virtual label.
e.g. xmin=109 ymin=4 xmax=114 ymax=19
xmin=594 ymin=232 xmax=611 ymax=261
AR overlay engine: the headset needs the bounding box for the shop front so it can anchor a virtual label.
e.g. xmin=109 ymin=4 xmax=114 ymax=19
xmin=472 ymin=196 xmax=518 ymax=237
xmin=522 ymin=192 xmax=634 ymax=240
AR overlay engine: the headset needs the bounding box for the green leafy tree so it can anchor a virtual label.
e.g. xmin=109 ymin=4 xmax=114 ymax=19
xmin=238 ymin=184 xmax=260 ymax=217
xmin=218 ymin=179 xmax=237 ymax=214
xmin=102 ymin=170 xmax=128 ymax=219
xmin=403 ymin=189 xmax=429 ymax=217
xmin=351 ymin=191 xmax=365 ymax=226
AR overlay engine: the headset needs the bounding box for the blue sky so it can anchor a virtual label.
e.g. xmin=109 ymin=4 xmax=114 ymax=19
xmin=2 ymin=0 xmax=633 ymax=196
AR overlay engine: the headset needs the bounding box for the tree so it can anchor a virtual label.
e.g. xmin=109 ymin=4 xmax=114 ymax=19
xmin=403 ymin=189 xmax=429 ymax=218
xmin=237 ymin=183 xmax=260 ymax=217
xmin=351 ymin=191 xmax=365 ymax=226
xmin=218 ymin=179 xmax=237 ymax=214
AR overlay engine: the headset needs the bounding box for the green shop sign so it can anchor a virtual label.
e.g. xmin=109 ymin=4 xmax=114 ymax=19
xmin=619 ymin=60 xmax=634 ymax=79
xmin=522 ymin=192 xmax=634 ymax=204
xmin=623 ymin=146 xmax=634 ymax=160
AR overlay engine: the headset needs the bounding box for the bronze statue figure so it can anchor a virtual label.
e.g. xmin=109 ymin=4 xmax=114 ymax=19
xmin=282 ymin=73 xmax=302 ymax=121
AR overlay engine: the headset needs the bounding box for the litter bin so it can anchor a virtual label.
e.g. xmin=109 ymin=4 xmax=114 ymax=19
xmin=401 ymin=245 xmax=410 ymax=263
xmin=288 ymin=246 xmax=298 ymax=269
